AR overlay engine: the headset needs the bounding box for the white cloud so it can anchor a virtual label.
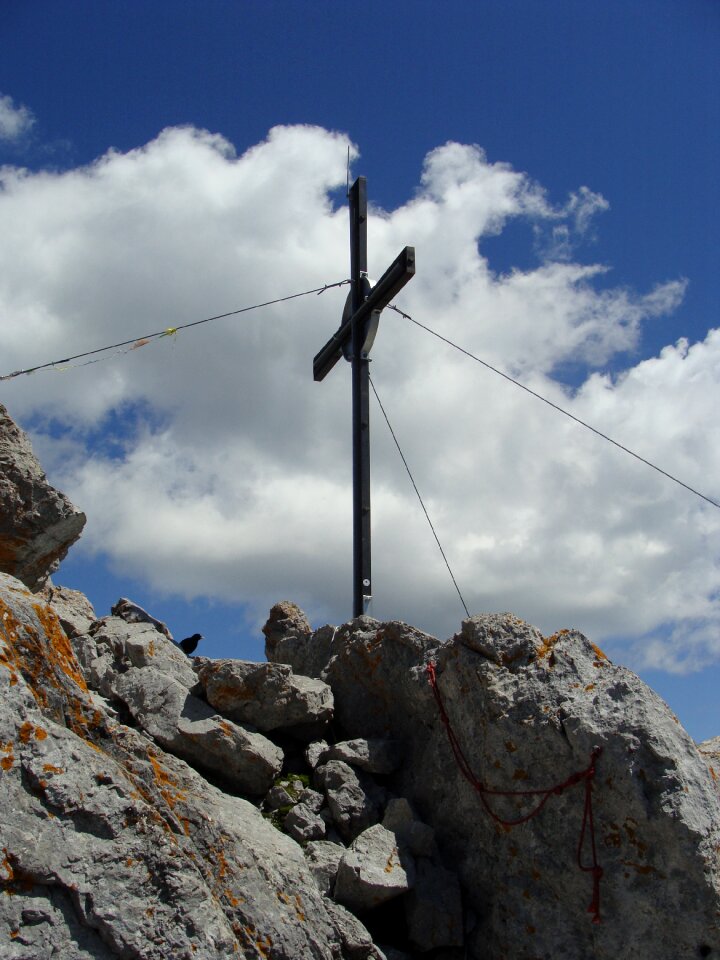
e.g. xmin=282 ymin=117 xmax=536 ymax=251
xmin=0 ymin=125 xmax=717 ymax=671
xmin=0 ymin=93 xmax=35 ymax=143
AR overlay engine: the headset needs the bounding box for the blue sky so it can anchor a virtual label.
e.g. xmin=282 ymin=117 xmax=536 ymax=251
xmin=1 ymin=1 xmax=719 ymax=740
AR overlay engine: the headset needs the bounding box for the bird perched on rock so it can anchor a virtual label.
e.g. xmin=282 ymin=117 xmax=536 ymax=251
xmin=179 ymin=633 xmax=203 ymax=656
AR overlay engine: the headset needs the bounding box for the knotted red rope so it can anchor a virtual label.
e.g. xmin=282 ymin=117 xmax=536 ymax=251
xmin=426 ymin=660 xmax=603 ymax=923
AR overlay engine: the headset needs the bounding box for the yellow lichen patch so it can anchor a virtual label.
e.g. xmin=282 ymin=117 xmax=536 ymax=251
xmin=2 ymin=849 xmax=14 ymax=881
xmin=384 ymin=846 xmax=399 ymax=873
xmin=709 ymin=766 xmax=718 ymax=782
xmin=1 ymin=747 xmax=15 ymax=772
xmin=535 ymin=629 xmax=568 ymax=661
xmin=31 ymin=603 xmax=88 ymax=691
xmin=147 ymin=639 xmax=155 ymax=657
xmin=584 ymin=683 xmax=596 ymax=692
xmin=147 ymin=750 xmax=186 ymax=812
xmin=10 ymin=929 xmax=19 ymax=939
xmin=294 ymin=895 xmax=305 ymax=922
xmin=18 ymin=721 xmax=47 ymax=743
xmin=591 ymin=643 xmax=608 ymax=665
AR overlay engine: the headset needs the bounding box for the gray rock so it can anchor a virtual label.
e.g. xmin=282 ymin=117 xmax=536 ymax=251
xmin=0 ymin=404 xmax=86 ymax=591
xmin=334 ymin=824 xmax=416 ymax=913
xmin=328 ymin=738 xmax=403 ymax=775
xmin=90 ymin=615 xmax=197 ymax=690
xmin=41 ymin=582 xmax=97 ymax=637
xmin=315 ymin=760 xmax=384 ymax=842
xmin=196 ymin=657 xmax=334 ymax=733
xmin=110 ymin=596 xmax=173 ymax=638
xmin=404 ymin=859 xmax=464 ymax=951
xmin=323 ymin=898 xmax=387 ymax=959
xmin=112 ymin=665 xmax=283 ymax=796
xmin=284 ymin=802 xmax=327 ymax=843
xmin=306 ymin=738 xmax=330 ymax=769
xmin=266 ymin=784 xmax=295 ymax=810
xmin=382 ymin=799 xmax=436 ymax=857
xmin=299 ymin=786 xmax=326 ymax=813
xmin=305 ymin=841 xmax=344 ymax=895
xmin=285 ymin=609 xmax=720 ymax=959
xmin=0 ymin=573 xmax=380 ymax=959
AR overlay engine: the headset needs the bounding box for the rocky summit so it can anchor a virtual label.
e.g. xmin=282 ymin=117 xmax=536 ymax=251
xmin=1 ymin=404 xmax=720 ymax=959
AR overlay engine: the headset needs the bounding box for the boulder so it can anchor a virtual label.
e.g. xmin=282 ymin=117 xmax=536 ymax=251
xmin=404 ymin=859 xmax=464 ymax=951
xmin=41 ymin=583 xmax=97 ymax=637
xmin=196 ymin=658 xmax=334 ymax=733
xmin=315 ymin=759 xmax=385 ymax=842
xmin=305 ymin=840 xmax=344 ymax=895
xmin=328 ymin=738 xmax=403 ymax=775
xmin=110 ymin=596 xmax=173 ymax=638
xmin=284 ymin=802 xmax=327 ymax=843
xmin=334 ymin=824 xmax=416 ymax=912
xmin=0 ymin=572 xmax=376 ymax=960
xmin=271 ymin=609 xmax=720 ymax=959
xmin=0 ymin=404 xmax=86 ymax=591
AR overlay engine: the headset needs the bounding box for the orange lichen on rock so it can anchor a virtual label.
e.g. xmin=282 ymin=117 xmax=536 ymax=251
xmin=535 ymin=629 xmax=568 ymax=661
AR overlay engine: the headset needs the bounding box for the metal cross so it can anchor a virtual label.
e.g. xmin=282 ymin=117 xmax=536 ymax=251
xmin=314 ymin=176 xmax=415 ymax=617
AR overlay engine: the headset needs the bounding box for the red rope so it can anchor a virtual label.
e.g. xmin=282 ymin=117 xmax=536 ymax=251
xmin=426 ymin=660 xmax=603 ymax=924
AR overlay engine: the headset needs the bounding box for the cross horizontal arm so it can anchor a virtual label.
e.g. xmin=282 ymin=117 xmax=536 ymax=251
xmin=313 ymin=245 xmax=415 ymax=382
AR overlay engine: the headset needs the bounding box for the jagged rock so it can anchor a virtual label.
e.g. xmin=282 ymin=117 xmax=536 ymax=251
xmin=404 ymin=859 xmax=464 ymax=951
xmin=41 ymin=583 xmax=97 ymax=637
xmin=305 ymin=841 xmax=344 ymax=895
xmin=0 ymin=573 xmax=365 ymax=960
xmin=267 ymin=616 xmax=439 ymax=740
xmin=284 ymin=802 xmax=327 ymax=843
xmin=306 ymin=738 xmax=330 ymax=769
xmin=299 ymin=786 xmax=325 ymax=813
xmin=328 ymin=738 xmax=403 ymax=775
xmin=382 ymin=799 xmax=436 ymax=857
xmin=267 ymin=784 xmax=295 ymax=810
xmin=111 ymin=664 xmax=283 ymax=796
xmin=271 ymin=609 xmax=720 ymax=959
xmin=196 ymin=658 xmax=334 ymax=733
xmin=323 ymin=899 xmax=386 ymax=960
xmin=0 ymin=404 xmax=86 ymax=591
xmin=110 ymin=596 xmax=173 ymax=638
xmin=315 ymin=759 xmax=385 ymax=842
xmin=334 ymin=824 xmax=416 ymax=913
xmin=90 ymin=615 xmax=197 ymax=690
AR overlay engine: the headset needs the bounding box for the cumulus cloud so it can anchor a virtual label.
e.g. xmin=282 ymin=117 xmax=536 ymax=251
xmin=0 ymin=124 xmax=717 ymax=671
xmin=0 ymin=93 xmax=35 ymax=143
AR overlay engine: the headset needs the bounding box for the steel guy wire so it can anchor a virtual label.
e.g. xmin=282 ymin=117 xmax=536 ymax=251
xmin=369 ymin=373 xmax=471 ymax=619
xmin=0 ymin=279 xmax=351 ymax=382
xmin=387 ymin=304 xmax=720 ymax=511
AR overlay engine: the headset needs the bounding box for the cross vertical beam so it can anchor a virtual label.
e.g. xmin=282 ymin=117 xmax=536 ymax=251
xmin=349 ymin=178 xmax=371 ymax=617
xmin=313 ymin=176 xmax=415 ymax=619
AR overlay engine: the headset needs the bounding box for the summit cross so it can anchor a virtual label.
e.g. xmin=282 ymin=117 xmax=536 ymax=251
xmin=313 ymin=176 xmax=415 ymax=618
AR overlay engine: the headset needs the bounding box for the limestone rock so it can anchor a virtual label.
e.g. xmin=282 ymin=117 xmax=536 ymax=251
xmin=41 ymin=583 xmax=97 ymax=637
xmin=110 ymin=596 xmax=173 ymax=638
xmin=284 ymin=802 xmax=327 ymax=843
xmin=0 ymin=572 xmax=373 ymax=959
xmin=196 ymin=657 xmax=334 ymax=733
xmin=322 ymin=899 xmax=386 ymax=960
xmin=0 ymin=404 xmax=86 ymax=591
xmin=404 ymin=859 xmax=464 ymax=951
xmin=328 ymin=738 xmax=403 ymax=775
xmin=315 ymin=759 xmax=385 ymax=842
xmin=334 ymin=824 xmax=416 ymax=913
xmin=89 ymin=614 xmax=198 ymax=690
xmin=305 ymin=840 xmax=344 ymax=895
xmin=112 ymin=665 xmax=283 ymax=796
xmin=277 ymin=609 xmax=720 ymax=959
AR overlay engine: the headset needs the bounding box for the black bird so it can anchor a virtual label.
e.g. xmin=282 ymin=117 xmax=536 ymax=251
xmin=179 ymin=633 xmax=203 ymax=656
